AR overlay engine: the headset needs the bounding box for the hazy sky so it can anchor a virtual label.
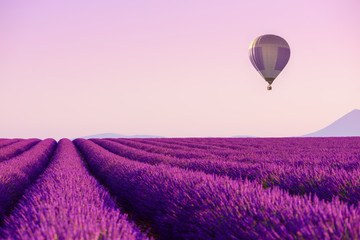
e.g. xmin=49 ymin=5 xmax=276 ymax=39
xmin=1 ymin=0 xmax=359 ymax=139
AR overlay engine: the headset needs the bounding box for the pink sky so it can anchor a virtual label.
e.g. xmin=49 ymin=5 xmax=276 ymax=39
xmin=1 ymin=0 xmax=359 ymax=139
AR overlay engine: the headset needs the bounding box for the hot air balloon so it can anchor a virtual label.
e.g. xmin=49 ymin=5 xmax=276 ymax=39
xmin=249 ymin=34 xmax=290 ymax=90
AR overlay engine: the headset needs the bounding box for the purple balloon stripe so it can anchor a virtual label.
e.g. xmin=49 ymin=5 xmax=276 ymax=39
xmin=249 ymin=56 xmax=258 ymax=71
xmin=275 ymin=47 xmax=290 ymax=71
xmin=249 ymin=46 xmax=265 ymax=71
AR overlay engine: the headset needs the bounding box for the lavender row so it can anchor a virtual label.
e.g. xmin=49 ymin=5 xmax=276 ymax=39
xmin=0 ymin=139 xmax=56 ymax=222
xmin=75 ymin=138 xmax=360 ymax=239
xmin=92 ymin=139 xmax=360 ymax=206
xmin=133 ymin=138 xmax=274 ymax=162
xmin=146 ymin=137 xmax=360 ymax=156
xmin=0 ymin=139 xmax=20 ymax=149
xmin=0 ymin=139 xmax=41 ymax=162
xmin=167 ymin=137 xmax=360 ymax=157
xmin=182 ymin=137 xmax=360 ymax=164
xmin=185 ymin=137 xmax=360 ymax=151
xmin=0 ymin=139 xmax=148 ymax=240
xmin=134 ymin=138 xmax=272 ymax=163
xmin=124 ymin=138 xmax=350 ymax=167
xmin=151 ymin=137 xmax=360 ymax=150
xmin=136 ymin=137 xmax=360 ymax=168
xmin=127 ymin=138 xmax=257 ymax=163
xmin=140 ymin=138 xmax=226 ymax=150
xmin=108 ymin=138 xmax=218 ymax=160
xmin=131 ymin=138 xmax=216 ymax=150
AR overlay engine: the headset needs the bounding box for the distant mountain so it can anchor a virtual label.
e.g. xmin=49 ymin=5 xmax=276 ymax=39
xmin=80 ymin=133 xmax=164 ymax=139
xmin=303 ymin=109 xmax=360 ymax=137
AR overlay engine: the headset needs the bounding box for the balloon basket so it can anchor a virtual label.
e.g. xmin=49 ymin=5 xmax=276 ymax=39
xmin=267 ymin=85 xmax=272 ymax=91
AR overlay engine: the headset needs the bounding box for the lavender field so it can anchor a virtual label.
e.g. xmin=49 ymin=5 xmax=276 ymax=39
xmin=1 ymin=137 xmax=360 ymax=239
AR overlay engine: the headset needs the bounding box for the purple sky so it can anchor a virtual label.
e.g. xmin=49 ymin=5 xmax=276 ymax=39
xmin=1 ymin=0 xmax=359 ymax=139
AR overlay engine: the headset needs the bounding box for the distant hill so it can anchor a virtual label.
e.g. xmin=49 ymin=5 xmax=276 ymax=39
xmin=80 ymin=133 xmax=164 ymax=139
xmin=303 ymin=109 xmax=360 ymax=137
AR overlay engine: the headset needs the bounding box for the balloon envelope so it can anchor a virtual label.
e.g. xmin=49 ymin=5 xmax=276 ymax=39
xmin=249 ymin=34 xmax=290 ymax=89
